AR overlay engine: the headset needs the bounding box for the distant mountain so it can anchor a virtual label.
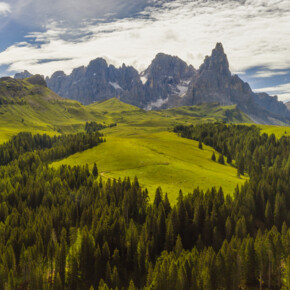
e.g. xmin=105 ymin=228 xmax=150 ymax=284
xmin=180 ymin=43 xmax=290 ymax=124
xmin=14 ymin=70 xmax=32 ymax=79
xmin=16 ymin=43 xmax=290 ymax=125
xmin=286 ymin=101 xmax=290 ymax=110
xmin=45 ymin=59 xmax=146 ymax=107
xmin=141 ymin=53 xmax=195 ymax=109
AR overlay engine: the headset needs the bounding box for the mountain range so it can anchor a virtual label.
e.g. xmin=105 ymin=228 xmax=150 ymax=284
xmin=15 ymin=43 xmax=290 ymax=125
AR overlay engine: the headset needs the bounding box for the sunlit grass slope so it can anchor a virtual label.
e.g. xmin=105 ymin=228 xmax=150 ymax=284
xmin=52 ymin=130 xmax=247 ymax=203
xmin=258 ymin=124 xmax=290 ymax=138
xmin=51 ymin=98 xmax=251 ymax=203
xmin=0 ymin=77 xmax=106 ymax=142
xmin=242 ymin=123 xmax=290 ymax=138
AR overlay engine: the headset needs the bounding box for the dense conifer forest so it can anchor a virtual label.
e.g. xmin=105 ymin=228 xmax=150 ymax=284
xmin=0 ymin=123 xmax=289 ymax=289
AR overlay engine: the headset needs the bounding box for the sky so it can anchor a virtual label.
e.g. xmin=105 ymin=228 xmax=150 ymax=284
xmin=0 ymin=0 xmax=289 ymax=102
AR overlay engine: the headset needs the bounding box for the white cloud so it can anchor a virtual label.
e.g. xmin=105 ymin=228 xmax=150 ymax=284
xmin=0 ymin=2 xmax=10 ymax=15
xmin=0 ymin=0 xmax=290 ymax=101
xmin=253 ymin=70 xmax=289 ymax=78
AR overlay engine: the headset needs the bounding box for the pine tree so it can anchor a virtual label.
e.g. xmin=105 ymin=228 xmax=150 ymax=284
xmin=128 ymin=280 xmax=136 ymax=290
xmin=165 ymin=219 xmax=175 ymax=251
xmin=163 ymin=193 xmax=171 ymax=216
xmin=111 ymin=266 xmax=120 ymax=289
xmin=174 ymin=235 xmax=183 ymax=258
xmin=237 ymin=154 xmax=245 ymax=175
xmin=225 ymin=217 xmax=232 ymax=241
xmin=53 ymin=273 xmax=62 ymax=290
xmin=154 ymin=187 xmax=163 ymax=208
xmin=92 ymin=163 xmax=98 ymax=177
xmin=265 ymin=201 xmax=273 ymax=228
xmin=8 ymin=270 xmax=15 ymax=290
xmin=227 ymin=153 xmax=232 ymax=164
xmin=218 ymin=154 xmax=225 ymax=165
xmin=55 ymin=239 xmax=67 ymax=288
xmin=198 ymin=141 xmax=203 ymax=149
xmin=211 ymin=152 xmax=216 ymax=161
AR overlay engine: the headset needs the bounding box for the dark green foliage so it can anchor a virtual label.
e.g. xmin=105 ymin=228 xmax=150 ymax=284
xmin=198 ymin=140 xmax=203 ymax=149
xmin=211 ymin=152 xmax=216 ymax=161
xmin=227 ymin=153 xmax=232 ymax=163
xmin=174 ymin=123 xmax=289 ymax=178
xmin=85 ymin=121 xmax=116 ymax=133
xmin=218 ymin=154 xmax=225 ymax=165
xmin=92 ymin=163 xmax=98 ymax=177
xmin=0 ymin=131 xmax=104 ymax=166
xmin=0 ymin=125 xmax=288 ymax=289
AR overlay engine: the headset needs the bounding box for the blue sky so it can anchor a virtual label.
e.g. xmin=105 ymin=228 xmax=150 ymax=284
xmin=0 ymin=0 xmax=290 ymax=102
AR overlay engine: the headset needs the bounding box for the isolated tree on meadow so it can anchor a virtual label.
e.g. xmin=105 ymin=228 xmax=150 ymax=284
xmin=198 ymin=141 xmax=203 ymax=149
xmin=92 ymin=163 xmax=98 ymax=177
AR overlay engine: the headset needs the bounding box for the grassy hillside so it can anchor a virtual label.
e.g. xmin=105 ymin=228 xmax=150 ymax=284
xmin=0 ymin=77 xmax=105 ymax=142
xmin=0 ymin=78 xmax=275 ymax=202
xmin=51 ymin=98 xmax=251 ymax=202
xmin=52 ymin=130 xmax=247 ymax=203
xmin=258 ymin=124 xmax=290 ymax=138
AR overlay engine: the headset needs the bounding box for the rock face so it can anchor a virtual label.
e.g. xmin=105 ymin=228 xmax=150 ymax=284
xmin=14 ymin=70 xmax=32 ymax=79
xmin=46 ymin=59 xmax=145 ymax=107
xmin=45 ymin=54 xmax=195 ymax=109
xmin=285 ymin=101 xmax=290 ymax=110
xmin=17 ymin=43 xmax=290 ymax=124
xmin=141 ymin=53 xmax=195 ymax=109
xmin=181 ymin=43 xmax=290 ymax=123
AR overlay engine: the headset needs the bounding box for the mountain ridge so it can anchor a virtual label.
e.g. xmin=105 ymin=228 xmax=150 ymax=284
xmin=15 ymin=43 xmax=290 ymax=125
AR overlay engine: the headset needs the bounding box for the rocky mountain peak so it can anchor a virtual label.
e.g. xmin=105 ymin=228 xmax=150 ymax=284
xmin=144 ymin=53 xmax=195 ymax=82
xmin=87 ymin=58 xmax=108 ymax=72
xmin=14 ymin=70 xmax=33 ymax=79
xmin=199 ymin=42 xmax=230 ymax=77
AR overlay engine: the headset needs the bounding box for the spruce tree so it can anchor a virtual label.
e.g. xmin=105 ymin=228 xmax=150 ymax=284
xmin=211 ymin=152 xmax=216 ymax=161
xmin=174 ymin=235 xmax=183 ymax=258
xmin=227 ymin=153 xmax=232 ymax=164
xmin=92 ymin=163 xmax=98 ymax=177
xmin=218 ymin=154 xmax=225 ymax=165
xmin=198 ymin=141 xmax=203 ymax=149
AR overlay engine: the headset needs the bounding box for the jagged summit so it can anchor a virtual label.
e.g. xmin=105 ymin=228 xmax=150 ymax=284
xmin=14 ymin=70 xmax=32 ymax=79
xmin=199 ymin=42 xmax=230 ymax=77
xmin=144 ymin=52 xmax=195 ymax=82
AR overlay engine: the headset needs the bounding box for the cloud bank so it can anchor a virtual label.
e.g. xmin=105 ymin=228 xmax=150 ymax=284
xmin=0 ymin=0 xmax=290 ymax=101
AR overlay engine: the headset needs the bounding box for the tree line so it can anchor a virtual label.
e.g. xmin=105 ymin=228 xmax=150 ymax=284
xmin=85 ymin=122 xmax=117 ymax=134
xmin=0 ymin=131 xmax=104 ymax=166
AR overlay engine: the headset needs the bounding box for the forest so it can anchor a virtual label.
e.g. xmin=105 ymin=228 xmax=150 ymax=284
xmin=0 ymin=123 xmax=289 ymax=289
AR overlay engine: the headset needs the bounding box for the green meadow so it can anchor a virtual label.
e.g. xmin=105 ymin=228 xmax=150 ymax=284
xmin=51 ymin=98 xmax=250 ymax=202
xmin=52 ymin=130 xmax=247 ymax=203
